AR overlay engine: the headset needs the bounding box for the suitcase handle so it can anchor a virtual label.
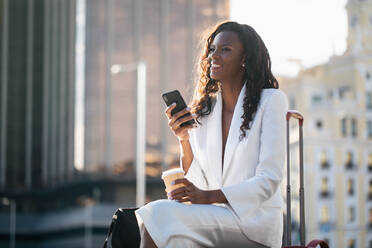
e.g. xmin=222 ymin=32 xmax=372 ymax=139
xmin=285 ymin=110 xmax=305 ymax=246
xmin=286 ymin=110 xmax=304 ymax=126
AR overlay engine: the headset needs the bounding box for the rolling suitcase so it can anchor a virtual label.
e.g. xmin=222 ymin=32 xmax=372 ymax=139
xmin=283 ymin=111 xmax=328 ymax=248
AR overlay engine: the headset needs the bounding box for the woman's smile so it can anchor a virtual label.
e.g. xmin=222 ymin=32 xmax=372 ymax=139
xmin=211 ymin=63 xmax=222 ymax=73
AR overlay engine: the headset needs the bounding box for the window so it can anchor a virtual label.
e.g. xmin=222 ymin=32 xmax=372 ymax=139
xmin=311 ymin=95 xmax=323 ymax=105
xmin=368 ymin=153 xmax=372 ymax=171
xmin=341 ymin=118 xmax=347 ymax=137
xmin=345 ymin=151 xmax=355 ymax=169
xmin=367 ymin=72 xmax=371 ymax=80
xmin=289 ymin=97 xmax=296 ymax=109
xmin=339 ymin=86 xmax=351 ymax=99
xmin=327 ymin=90 xmax=333 ymax=100
xmin=351 ymin=118 xmax=357 ymax=137
xmin=316 ymin=120 xmax=323 ymax=130
xmin=369 ymin=209 xmax=372 ymax=228
xmin=348 ymin=207 xmax=355 ymax=222
xmin=367 ymin=120 xmax=372 ymax=139
xmin=369 ymin=180 xmax=372 ymax=200
xmin=319 ymin=206 xmax=332 ymax=233
xmin=347 ymin=179 xmax=354 ymax=196
xmin=367 ymin=92 xmax=372 ymax=110
xmin=320 ymin=177 xmax=329 ymax=197
xmin=350 ymin=15 xmax=358 ymax=28
xmin=321 ymin=206 xmax=329 ymax=223
xmin=320 ymin=151 xmax=330 ymax=169
xmin=348 ymin=239 xmax=356 ymax=248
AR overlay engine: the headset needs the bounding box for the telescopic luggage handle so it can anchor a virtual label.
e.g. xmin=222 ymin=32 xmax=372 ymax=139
xmin=286 ymin=111 xmax=304 ymax=126
xmin=285 ymin=111 xmax=305 ymax=247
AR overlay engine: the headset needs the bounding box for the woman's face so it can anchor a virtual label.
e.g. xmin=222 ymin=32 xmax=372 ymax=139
xmin=208 ymin=31 xmax=245 ymax=82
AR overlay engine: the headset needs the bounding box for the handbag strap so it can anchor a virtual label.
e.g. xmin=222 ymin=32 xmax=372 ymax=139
xmin=102 ymin=209 xmax=120 ymax=248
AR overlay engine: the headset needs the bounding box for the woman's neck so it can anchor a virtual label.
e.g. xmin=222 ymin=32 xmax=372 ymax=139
xmin=220 ymin=79 xmax=244 ymax=113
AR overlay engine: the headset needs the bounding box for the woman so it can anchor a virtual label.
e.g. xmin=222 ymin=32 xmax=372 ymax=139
xmin=135 ymin=21 xmax=288 ymax=248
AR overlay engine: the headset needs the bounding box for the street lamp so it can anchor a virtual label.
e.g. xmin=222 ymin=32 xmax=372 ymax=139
xmin=1 ymin=197 xmax=15 ymax=248
xmin=111 ymin=61 xmax=147 ymax=207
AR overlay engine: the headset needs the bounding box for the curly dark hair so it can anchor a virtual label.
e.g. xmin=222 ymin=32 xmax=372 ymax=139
xmin=191 ymin=21 xmax=279 ymax=139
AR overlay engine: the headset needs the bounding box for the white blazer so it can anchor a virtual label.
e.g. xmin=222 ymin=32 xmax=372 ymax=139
xmin=183 ymin=84 xmax=288 ymax=248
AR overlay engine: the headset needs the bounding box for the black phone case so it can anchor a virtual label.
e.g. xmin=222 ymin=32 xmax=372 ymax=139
xmin=161 ymin=90 xmax=195 ymax=127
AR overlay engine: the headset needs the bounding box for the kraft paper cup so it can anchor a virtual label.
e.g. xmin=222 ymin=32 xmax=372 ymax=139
xmin=161 ymin=168 xmax=186 ymax=193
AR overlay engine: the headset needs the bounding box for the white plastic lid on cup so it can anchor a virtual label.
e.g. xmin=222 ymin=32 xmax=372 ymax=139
xmin=161 ymin=168 xmax=184 ymax=179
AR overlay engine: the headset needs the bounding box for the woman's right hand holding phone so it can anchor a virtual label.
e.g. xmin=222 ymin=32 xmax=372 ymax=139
xmin=165 ymin=103 xmax=196 ymax=141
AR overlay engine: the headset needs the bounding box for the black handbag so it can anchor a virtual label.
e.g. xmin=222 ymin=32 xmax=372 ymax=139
xmin=103 ymin=208 xmax=141 ymax=248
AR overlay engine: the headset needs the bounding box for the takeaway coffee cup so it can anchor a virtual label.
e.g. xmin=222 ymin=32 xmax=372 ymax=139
xmin=161 ymin=168 xmax=186 ymax=193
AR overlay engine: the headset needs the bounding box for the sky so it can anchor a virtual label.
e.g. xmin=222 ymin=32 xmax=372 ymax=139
xmin=230 ymin=0 xmax=349 ymax=77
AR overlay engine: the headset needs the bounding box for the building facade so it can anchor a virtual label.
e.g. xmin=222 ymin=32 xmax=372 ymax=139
xmin=280 ymin=0 xmax=372 ymax=247
xmin=0 ymin=0 xmax=76 ymax=192
xmin=82 ymin=0 xmax=230 ymax=173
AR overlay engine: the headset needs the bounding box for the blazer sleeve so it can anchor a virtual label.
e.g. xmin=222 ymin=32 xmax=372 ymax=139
xmin=180 ymin=128 xmax=209 ymax=190
xmin=221 ymin=90 xmax=288 ymax=218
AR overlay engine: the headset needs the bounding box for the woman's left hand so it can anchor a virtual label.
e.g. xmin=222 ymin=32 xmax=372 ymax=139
xmin=167 ymin=178 xmax=210 ymax=204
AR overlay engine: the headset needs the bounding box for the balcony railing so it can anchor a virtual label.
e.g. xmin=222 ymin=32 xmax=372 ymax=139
xmin=320 ymin=191 xmax=331 ymax=198
xmin=347 ymin=189 xmax=354 ymax=196
xmin=367 ymin=193 xmax=372 ymax=201
xmin=345 ymin=162 xmax=356 ymax=170
xmin=321 ymin=161 xmax=330 ymax=169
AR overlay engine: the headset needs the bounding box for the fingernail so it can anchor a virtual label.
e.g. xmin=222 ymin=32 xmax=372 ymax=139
xmin=171 ymin=181 xmax=175 ymax=185
xmin=172 ymin=103 xmax=176 ymax=106
xmin=167 ymin=192 xmax=171 ymax=196
xmin=192 ymin=114 xmax=196 ymax=117
xmin=169 ymin=196 xmax=173 ymax=200
xmin=186 ymin=107 xmax=191 ymax=111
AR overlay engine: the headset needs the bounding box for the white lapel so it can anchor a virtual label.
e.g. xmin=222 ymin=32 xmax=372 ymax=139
xmin=206 ymin=92 xmax=223 ymax=186
xmin=222 ymin=83 xmax=246 ymax=182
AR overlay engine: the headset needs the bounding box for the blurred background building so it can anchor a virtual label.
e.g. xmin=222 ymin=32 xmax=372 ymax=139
xmin=279 ymin=0 xmax=372 ymax=247
xmin=0 ymin=0 xmax=77 ymax=192
xmin=82 ymin=0 xmax=229 ymax=174
xmin=0 ymin=0 xmax=229 ymax=247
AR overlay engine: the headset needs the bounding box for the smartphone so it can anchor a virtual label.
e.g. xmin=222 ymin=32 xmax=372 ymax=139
xmin=161 ymin=90 xmax=196 ymax=127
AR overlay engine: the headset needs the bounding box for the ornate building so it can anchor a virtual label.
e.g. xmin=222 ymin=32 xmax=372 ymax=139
xmin=280 ymin=0 xmax=372 ymax=247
